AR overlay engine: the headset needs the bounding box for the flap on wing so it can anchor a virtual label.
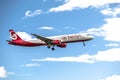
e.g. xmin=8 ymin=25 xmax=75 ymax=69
xmin=31 ymin=34 xmax=52 ymax=43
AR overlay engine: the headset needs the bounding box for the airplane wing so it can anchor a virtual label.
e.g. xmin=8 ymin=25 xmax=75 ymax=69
xmin=31 ymin=34 xmax=62 ymax=50
xmin=31 ymin=34 xmax=53 ymax=44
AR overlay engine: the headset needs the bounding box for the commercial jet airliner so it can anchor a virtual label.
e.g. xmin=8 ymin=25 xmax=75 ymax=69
xmin=7 ymin=30 xmax=94 ymax=50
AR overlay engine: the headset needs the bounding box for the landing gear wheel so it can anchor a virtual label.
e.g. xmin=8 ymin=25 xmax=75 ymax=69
xmin=47 ymin=43 xmax=51 ymax=49
xmin=83 ymin=42 xmax=85 ymax=46
xmin=51 ymin=47 xmax=55 ymax=51
xmin=47 ymin=46 xmax=51 ymax=49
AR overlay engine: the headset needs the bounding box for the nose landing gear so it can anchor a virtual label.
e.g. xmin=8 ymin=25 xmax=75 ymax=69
xmin=83 ymin=41 xmax=86 ymax=46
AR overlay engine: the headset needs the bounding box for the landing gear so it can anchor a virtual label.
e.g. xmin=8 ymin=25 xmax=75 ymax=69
xmin=47 ymin=45 xmax=55 ymax=51
xmin=83 ymin=41 xmax=86 ymax=46
xmin=51 ymin=47 xmax=55 ymax=51
xmin=47 ymin=46 xmax=51 ymax=49
xmin=51 ymin=45 xmax=55 ymax=51
xmin=47 ymin=43 xmax=51 ymax=49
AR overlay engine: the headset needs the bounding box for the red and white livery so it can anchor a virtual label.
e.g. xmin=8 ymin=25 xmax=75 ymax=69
xmin=7 ymin=30 xmax=94 ymax=50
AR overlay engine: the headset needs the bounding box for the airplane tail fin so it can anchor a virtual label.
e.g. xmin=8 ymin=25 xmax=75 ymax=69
xmin=9 ymin=30 xmax=22 ymax=41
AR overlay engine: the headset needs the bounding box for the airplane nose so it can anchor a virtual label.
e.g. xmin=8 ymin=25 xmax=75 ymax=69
xmin=90 ymin=36 xmax=94 ymax=40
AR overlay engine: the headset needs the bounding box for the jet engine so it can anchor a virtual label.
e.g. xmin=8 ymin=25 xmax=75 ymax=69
xmin=57 ymin=43 xmax=67 ymax=48
xmin=52 ymin=40 xmax=61 ymax=45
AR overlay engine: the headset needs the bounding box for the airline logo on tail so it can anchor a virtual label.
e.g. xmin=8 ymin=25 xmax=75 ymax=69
xmin=9 ymin=30 xmax=22 ymax=41
xmin=10 ymin=31 xmax=17 ymax=40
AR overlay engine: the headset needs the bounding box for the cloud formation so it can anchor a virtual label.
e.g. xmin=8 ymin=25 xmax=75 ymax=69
xmin=22 ymin=63 xmax=40 ymax=67
xmin=0 ymin=66 xmax=7 ymax=78
xmin=101 ymin=75 xmax=120 ymax=80
xmin=33 ymin=54 xmax=94 ymax=63
xmin=24 ymin=9 xmax=43 ymax=18
xmin=105 ymin=43 xmax=119 ymax=47
xmin=101 ymin=7 xmax=120 ymax=17
xmin=39 ymin=26 xmax=54 ymax=30
xmin=86 ymin=17 xmax=120 ymax=42
xmin=49 ymin=0 xmax=120 ymax=12
xmin=32 ymin=48 xmax=120 ymax=63
xmin=82 ymin=4 xmax=120 ymax=42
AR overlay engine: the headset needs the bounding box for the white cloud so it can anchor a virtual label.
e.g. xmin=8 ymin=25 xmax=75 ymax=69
xmin=32 ymin=48 xmax=120 ymax=63
xmin=101 ymin=75 xmax=120 ymax=80
xmin=33 ymin=54 xmax=94 ymax=63
xmin=22 ymin=63 xmax=40 ymax=67
xmin=86 ymin=17 xmax=120 ymax=42
xmin=49 ymin=0 xmax=120 ymax=12
xmin=84 ymin=5 xmax=120 ymax=42
xmin=105 ymin=43 xmax=119 ymax=47
xmin=0 ymin=66 xmax=7 ymax=78
xmin=39 ymin=26 xmax=54 ymax=30
xmin=24 ymin=9 xmax=43 ymax=18
xmin=85 ymin=28 xmax=105 ymax=37
xmin=101 ymin=7 xmax=120 ymax=17
xmin=16 ymin=32 xmax=36 ymax=41
xmin=93 ymin=48 xmax=120 ymax=62
xmin=100 ymin=18 xmax=120 ymax=42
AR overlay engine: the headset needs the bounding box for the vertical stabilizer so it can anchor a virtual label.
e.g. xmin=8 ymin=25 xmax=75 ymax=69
xmin=9 ymin=30 xmax=22 ymax=41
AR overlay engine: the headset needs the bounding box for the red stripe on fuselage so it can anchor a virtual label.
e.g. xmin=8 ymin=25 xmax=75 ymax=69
xmin=8 ymin=40 xmax=46 ymax=47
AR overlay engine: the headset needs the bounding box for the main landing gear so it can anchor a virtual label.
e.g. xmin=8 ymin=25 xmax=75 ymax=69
xmin=51 ymin=47 xmax=55 ymax=51
xmin=47 ymin=45 xmax=55 ymax=51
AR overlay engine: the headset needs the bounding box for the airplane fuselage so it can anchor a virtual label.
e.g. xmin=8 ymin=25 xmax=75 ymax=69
xmin=28 ymin=33 xmax=93 ymax=44
xmin=8 ymin=30 xmax=94 ymax=50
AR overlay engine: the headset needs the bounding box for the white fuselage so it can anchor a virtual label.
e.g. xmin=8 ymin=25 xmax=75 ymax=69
xmin=8 ymin=29 xmax=94 ymax=50
xmin=27 ymin=33 xmax=94 ymax=44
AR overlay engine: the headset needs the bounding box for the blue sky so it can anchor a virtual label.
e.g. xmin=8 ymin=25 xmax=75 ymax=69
xmin=0 ymin=0 xmax=120 ymax=80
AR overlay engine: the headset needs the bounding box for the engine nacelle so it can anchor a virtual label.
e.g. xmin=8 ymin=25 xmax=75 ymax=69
xmin=57 ymin=43 xmax=67 ymax=48
xmin=52 ymin=40 xmax=61 ymax=45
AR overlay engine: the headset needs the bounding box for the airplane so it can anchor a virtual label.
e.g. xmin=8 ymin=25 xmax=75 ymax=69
xmin=7 ymin=29 xmax=94 ymax=50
